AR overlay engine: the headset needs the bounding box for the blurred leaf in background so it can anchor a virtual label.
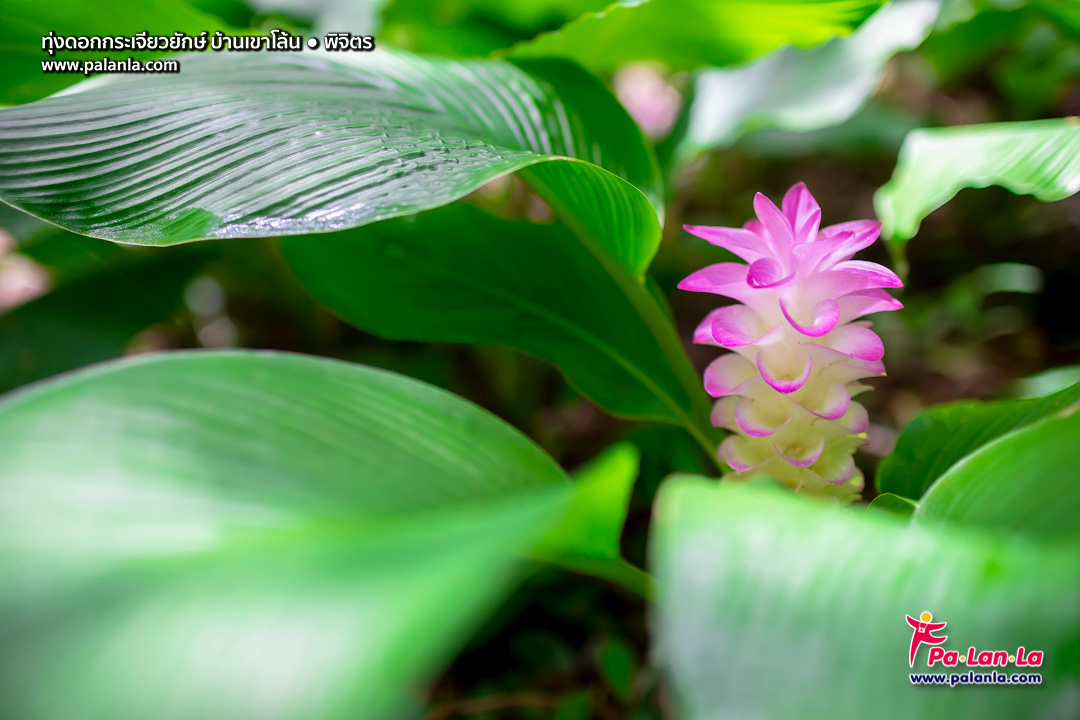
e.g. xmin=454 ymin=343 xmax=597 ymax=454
xmin=509 ymin=0 xmax=888 ymax=73
xmin=0 ymin=352 xmax=650 ymax=719
xmin=652 ymin=477 xmax=1080 ymax=719
xmin=243 ymin=0 xmax=382 ymax=34
xmin=673 ymin=0 xmax=940 ymax=164
xmin=1014 ymin=365 xmax=1080 ymax=397
xmin=380 ymin=0 xmax=609 ymax=57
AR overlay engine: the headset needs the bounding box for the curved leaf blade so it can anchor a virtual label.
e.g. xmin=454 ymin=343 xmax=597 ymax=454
xmin=875 ymin=118 xmax=1080 ymax=254
xmin=0 ymin=51 xmax=661 ymax=275
xmin=0 ymin=351 xmax=581 ymax=719
xmin=0 ymin=351 xmax=569 ymax=518
xmin=652 ymin=477 xmax=1080 ymax=719
xmin=877 ymin=380 xmax=1080 ymax=500
xmin=508 ymin=0 xmax=886 ymax=73
xmin=915 ymin=405 xmax=1080 ymax=541
xmin=536 ymin=443 xmax=651 ymax=595
xmin=280 ymin=204 xmax=714 ymax=442
xmin=866 ymin=491 xmax=916 ymax=518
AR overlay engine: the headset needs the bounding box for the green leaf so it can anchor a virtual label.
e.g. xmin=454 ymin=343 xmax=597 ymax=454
xmin=536 ymin=443 xmax=651 ymax=595
xmin=877 ymin=380 xmax=1080 ymax=499
xmin=1 ymin=0 xmax=231 ymax=105
xmin=507 ymin=0 xmax=886 ymax=74
xmin=875 ymin=118 xmax=1080 ymax=257
xmin=0 ymin=51 xmax=662 ymax=277
xmin=867 ymin=491 xmax=917 ymax=518
xmin=0 ymin=351 xmax=581 ymax=719
xmin=652 ymin=477 xmax=1080 ymax=719
xmin=281 ymin=204 xmax=714 ymax=446
xmin=915 ymin=405 xmax=1080 ymax=541
xmin=675 ymin=0 xmax=939 ymax=160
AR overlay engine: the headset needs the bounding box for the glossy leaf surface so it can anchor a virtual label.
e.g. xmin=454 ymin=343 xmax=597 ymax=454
xmin=0 ymin=51 xmax=661 ymax=275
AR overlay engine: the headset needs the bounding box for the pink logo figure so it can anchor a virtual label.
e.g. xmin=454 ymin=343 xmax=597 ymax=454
xmin=906 ymin=611 xmax=947 ymax=667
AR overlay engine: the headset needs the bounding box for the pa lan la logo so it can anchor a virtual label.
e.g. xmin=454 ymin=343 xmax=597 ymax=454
xmin=906 ymin=611 xmax=1043 ymax=669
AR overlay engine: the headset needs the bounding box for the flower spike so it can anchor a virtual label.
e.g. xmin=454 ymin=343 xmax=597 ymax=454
xmin=682 ymin=183 xmax=902 ymax=500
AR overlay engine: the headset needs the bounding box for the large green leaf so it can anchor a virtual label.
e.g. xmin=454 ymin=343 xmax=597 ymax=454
xmin=1 ymin=0 xmax=231 ymax=105
xmin=281 ymin=204 xmax=714 ymax=445
xmin=508 ymin=0 xmax=886 ymax=73
xmin=652 ymin=477 xmax=1080 ymax=719
xmin=877 ymin=380 xmax=1080 ymax=500
xmin=675 ymin=0 xmax=938 ymax=160
xmin=875 ymin=118 xmax=1080 ymax=257
xmin=0 ymin=350 xmax=621 ymax=719
xmin=0 ymin=50 xmax=662 ymax=276
xmin=915 ymin=405 xmax=1080 ymax=540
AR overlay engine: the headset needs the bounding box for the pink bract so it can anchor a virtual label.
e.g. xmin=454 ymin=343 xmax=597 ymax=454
xmin=680 ymin=183 xmax=902 ymax=500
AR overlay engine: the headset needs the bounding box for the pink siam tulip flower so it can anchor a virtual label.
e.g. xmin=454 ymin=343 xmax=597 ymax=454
xmin=679 ymin=183 xmax=902 ymax=500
